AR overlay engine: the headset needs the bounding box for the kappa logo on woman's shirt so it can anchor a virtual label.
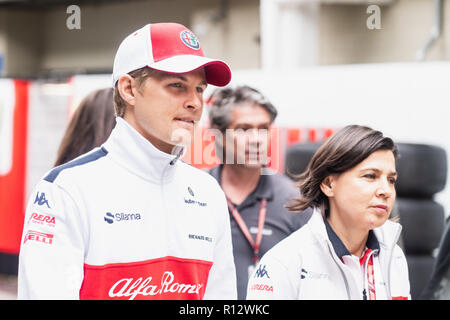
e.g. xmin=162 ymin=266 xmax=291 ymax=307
xmin=254 ymin=265 xmax=270 ymax=278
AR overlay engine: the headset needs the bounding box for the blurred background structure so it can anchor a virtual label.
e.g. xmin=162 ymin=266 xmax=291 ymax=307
xmin=0 ymin=0 xmax=449 ymax=299
xmin=1 ymin=0 xmax=450 ymax=77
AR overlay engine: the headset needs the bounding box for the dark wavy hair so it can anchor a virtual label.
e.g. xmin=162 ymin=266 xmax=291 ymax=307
xmin=287 ymin=125 xmax=398 ymax=216
xmin=54 ymin=88 xmax=116 ymax=166
xmin=208 ymin=85 xmax=278 ymax=132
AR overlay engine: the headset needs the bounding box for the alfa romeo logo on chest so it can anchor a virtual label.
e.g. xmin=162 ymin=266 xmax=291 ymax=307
xmin=180 ymin=30 xmax=201 ymax=50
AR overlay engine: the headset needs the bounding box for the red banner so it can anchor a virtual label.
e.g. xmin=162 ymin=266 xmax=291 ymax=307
xmin=0 ymin=80 xmax=29 ymax=254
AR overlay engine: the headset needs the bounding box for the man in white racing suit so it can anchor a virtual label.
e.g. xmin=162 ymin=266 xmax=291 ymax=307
xmin=18 ymin=23 xmax=237 ymax=300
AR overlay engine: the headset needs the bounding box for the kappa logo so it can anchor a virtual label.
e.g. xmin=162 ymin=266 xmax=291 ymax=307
xmin=34 ymin=192 xmax=50 ymax=208
xmin=254 ymin=264 xmax=270 ymax=279
xmin=180 ymin=30 xmax=200 ymax=50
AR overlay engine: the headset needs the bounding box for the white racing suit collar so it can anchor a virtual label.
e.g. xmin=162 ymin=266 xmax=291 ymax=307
xmin=103 ymin=117 xmax=186 ymax=183
xmin=308 ymin=207 xmax=402 ymax=254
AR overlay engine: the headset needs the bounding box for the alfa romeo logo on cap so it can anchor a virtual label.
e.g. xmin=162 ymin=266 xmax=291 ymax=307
xmin=180 ymin=30 xmax=200 ymax=50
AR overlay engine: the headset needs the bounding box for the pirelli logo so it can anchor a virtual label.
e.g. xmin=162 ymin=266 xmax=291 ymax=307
xmin=23 ymin=230 xmax=54 ymax=245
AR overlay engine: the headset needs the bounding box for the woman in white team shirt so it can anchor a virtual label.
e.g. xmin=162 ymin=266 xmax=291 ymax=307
xmin=247 ymin=125 xmax=411 ymax=300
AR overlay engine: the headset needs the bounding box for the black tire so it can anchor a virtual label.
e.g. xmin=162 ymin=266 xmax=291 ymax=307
xmin=396 ymin=198 xmax=445 ymax=255
xmin=396 ymin=143 xmax=447 ymax=198
xmin=420 ymin=220 xmax=450 ymax=299
xmin=284 ymin=143 xmax=321 ymax=179
xmin=406 ymin=255 xmax=435 ymax=300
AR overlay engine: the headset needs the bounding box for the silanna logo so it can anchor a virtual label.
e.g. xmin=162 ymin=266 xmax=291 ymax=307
xmin=104 ymin=212 xmax=142 ymax=224
xmin=300 ymin=268 xmax=329 ymax=280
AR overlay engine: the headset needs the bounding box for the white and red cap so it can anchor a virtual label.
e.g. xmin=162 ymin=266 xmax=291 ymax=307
xmin=112 ymin=23 xmax=231 ymax=87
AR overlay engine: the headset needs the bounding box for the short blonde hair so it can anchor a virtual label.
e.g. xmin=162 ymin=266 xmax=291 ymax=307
xmin=113 ymin=67 xmax=155 ymax=117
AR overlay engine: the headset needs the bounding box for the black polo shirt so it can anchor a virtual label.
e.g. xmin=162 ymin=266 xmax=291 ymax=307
xmin=209 ymin=165 xmax=313 ymax=299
